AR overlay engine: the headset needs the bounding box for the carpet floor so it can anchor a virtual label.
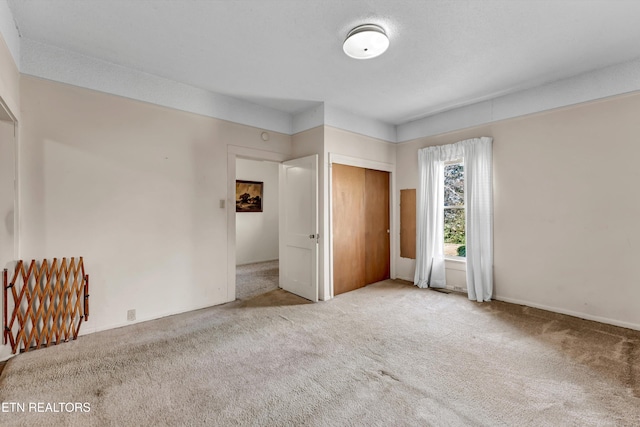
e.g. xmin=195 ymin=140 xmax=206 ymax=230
xmin=0 ymin=280 xmax=638 ymax=426
xmin=235 ymin=260 xmax=279 ymax=300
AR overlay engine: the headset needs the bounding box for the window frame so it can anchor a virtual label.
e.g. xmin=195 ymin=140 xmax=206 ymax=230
xmin=443 ymin=159 xmax=466 ymax=261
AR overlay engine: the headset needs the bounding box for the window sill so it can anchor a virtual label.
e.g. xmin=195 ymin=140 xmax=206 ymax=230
xmin=445 ymin=257 xmax=466 ymax=272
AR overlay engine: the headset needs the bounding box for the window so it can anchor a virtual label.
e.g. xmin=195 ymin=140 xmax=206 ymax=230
xmin=415 ymin=137 xmax=492 ymax=296
xmin=444 ymin=160 xmax=465 ymax=258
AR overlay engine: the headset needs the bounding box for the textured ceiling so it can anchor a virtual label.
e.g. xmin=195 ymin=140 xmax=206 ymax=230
xmin=8 ymin=0 xmax=640 ymax=125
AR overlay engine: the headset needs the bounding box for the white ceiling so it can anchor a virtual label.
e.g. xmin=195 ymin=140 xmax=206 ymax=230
xmin=8 ymin=0 xmax=640 ymax=125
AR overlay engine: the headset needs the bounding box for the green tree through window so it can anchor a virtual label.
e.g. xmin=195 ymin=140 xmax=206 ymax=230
xmin=444 ymin=161 xmax=465 ymax=257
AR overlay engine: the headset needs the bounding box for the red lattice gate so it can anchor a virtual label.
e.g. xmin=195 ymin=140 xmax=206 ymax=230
xmin=3 ymin=257 xmax=89 ymax=354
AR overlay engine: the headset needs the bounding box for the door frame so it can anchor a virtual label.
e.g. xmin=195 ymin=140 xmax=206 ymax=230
xmin=328 ymin=153 xmax=396 ymax=299
xmin=227 ymin=145 xmax=289 ymax=302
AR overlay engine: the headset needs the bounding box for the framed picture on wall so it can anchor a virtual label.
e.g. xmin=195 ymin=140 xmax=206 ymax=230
xmin=236 ymin=180 xmax=263 ymax=212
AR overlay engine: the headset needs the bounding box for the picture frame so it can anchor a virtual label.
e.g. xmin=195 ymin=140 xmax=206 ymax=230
xmin=235 ymin=180 xmax=263 ymax=212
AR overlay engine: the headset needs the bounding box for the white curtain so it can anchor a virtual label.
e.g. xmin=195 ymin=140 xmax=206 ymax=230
xmin=414 ymin=142 xmax=464 ymax=288
xmin=462 ymin=137 xmax=493 ymax=302
xmin=414 ymin=137 xmax=493 ymax=301
xmin=414 ymin=147 xmax=445 ymax=288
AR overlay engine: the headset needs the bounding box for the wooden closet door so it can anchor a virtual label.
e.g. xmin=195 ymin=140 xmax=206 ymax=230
xmin=365 ymin=169 xmax=390 ymax=284
xmin=332 ymin=164 xmax=366 ymax=295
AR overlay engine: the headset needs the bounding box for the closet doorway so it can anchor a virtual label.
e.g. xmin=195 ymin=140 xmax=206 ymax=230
xmin=332 ymin=164 xmax=390 ymax=295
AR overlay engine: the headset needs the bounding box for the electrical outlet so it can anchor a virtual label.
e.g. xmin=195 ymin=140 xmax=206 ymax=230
xmin=127 ymin=309 xmax=136 ymax=321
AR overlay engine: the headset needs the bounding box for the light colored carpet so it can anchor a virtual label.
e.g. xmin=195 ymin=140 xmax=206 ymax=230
xmin=0 ymin=280 xmax=638 ymax=426
xmin=236 ymin=260 xmax=279 ymax=300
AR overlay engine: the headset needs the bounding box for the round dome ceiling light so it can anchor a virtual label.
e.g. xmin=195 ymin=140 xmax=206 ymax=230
xmin=343 ymin=24 xmax=389 ymax=59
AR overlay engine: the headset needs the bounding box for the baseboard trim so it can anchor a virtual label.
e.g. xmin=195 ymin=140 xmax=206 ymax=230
xmin=0 ymin=300 xmax=234 ymax=360
xmin=398 ymin=276 xmax=640 ymax=331
xmin=0 ymin=353 xmax=15 ymax=362
xmin=79 ymin=300 xmax=233 ymax=336
xmin=236 ymin=259 xmax=279 ymax=267
xmin=495 ymin=295 xmax=640 ymax=332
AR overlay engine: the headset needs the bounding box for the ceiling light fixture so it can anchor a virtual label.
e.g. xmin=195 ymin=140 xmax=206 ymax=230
xmin=343 ymin=24 xmax=389 ymax=59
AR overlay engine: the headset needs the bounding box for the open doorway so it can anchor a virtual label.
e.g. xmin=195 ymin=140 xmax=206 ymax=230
xmin=235 ymin=157 xmax=280 ymax=300
xmin=227 ymin=147 xmax=319 ymax=303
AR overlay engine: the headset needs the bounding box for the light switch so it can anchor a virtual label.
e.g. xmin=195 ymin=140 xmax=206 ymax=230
xmin=219 ymin=199 xmax=226 ymax=208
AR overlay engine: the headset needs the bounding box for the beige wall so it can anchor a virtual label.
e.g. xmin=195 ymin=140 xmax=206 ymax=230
xmin=20 ymin=76 xmax=292 ymax=333
xmin=0 ymin=29 xmax=18 ymax=120
xmin=0 ymin=117 xmax=14 ymax=361
xmin=0 ymin=29 xmax=18 ymax=360
xmin=14 ymin=22 xmax=639 ymax=334
xmin=397 ymin=91 xmax=640 ymax=329
xmin=0 ymin=118 xmax=14 ymax=267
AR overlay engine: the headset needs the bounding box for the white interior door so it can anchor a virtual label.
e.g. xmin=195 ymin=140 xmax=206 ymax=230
xmin=279 ymin=155 xmax=318 ymax=302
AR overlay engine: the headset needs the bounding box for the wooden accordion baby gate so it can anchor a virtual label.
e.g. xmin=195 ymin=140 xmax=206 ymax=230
xmin=3 ymin=257 xmax=89 ymax=354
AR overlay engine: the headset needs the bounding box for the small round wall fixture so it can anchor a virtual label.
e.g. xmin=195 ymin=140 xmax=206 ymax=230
xmin=343 ymin=24 xmax=389 ymax=59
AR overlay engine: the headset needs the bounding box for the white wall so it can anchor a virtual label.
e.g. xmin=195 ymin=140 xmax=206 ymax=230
xmin=20 ymin=76 xmax=292 ymax=335
xmin=21 ymin=39 xmax=293 ymax=135
xmin=397 ymin=56 xmax=640 ymax=142
xmin=235 ymin=158 xmax=279 ymax=265
xmin=396 ymin=91 xmax=640 ymax=330
xmin=324 ymin=106 xmax=396 ymax=143
xmin=20 ymin=39 xmax=399 ymax=142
